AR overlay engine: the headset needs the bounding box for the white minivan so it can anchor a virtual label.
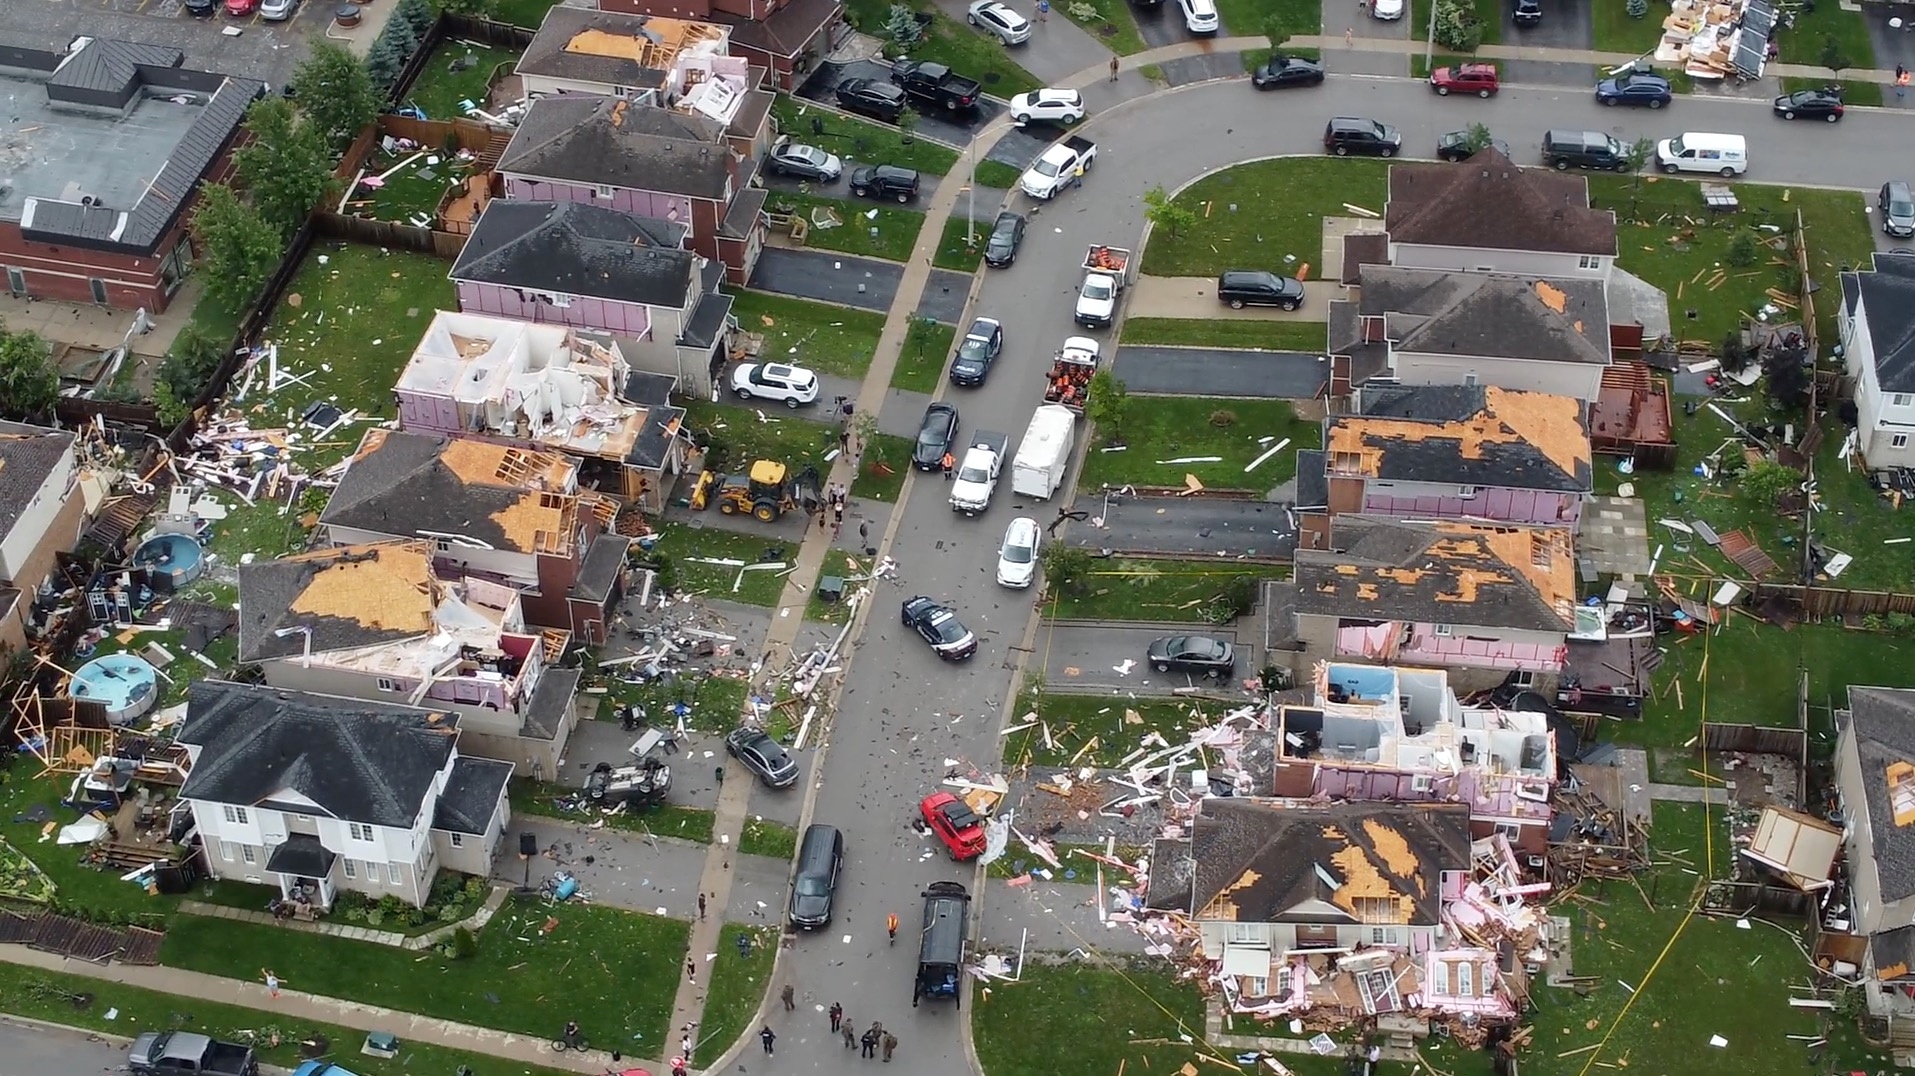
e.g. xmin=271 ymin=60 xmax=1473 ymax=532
xmin=1655 ymin=132 xmax=1748 ymax=177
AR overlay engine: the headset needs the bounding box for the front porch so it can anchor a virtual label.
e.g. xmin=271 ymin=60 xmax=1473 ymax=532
xmin=265 ymin=835 xmax=338 ymax=915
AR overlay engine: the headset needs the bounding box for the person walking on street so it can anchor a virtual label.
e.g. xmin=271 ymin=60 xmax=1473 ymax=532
xmin=1108 ymin=55 xmax=1120 ymax=81
xmin=1344 ymin=25 xmax=1353 ymax=45
xmin=671 ymin=1059 xmax=687 ymax=1076
xmin=829 ymin=1002 xmax=843 ymax=1032
xmin=781 ymin=984 xmax=796 ymax=1011
xmin=261 ymin=969 xmax=282 ymax=999
xmin=1037 ymin=0 xmax=1048 ymax=20
xmin=680 ymin=1028 xmax=695 ymax=1059
xmin=1899 ymin=64 xmax=1909 ymax=98
xmin=686 ymin=957 xmax=697 ymax=984
xmin=882 ymin=1033 xmax=898 ymax=1063
xmin=887 ymin=912 xmax=899 ymax=943
xmin=860 ymin=1029 xmax=878 ymax=1059
xmin=696 ymin=893 xmax=707 ymax=920
xmin=842 ymin=1022 xmax=857 ymax=1049
xmin=759 ymin=1027 xmax=777 ymax=1056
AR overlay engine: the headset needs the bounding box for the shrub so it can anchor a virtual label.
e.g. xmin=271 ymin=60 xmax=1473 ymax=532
xmin=1725 ymin=229 xmax=1761 ymax=268
xmin=1209 ymin=409 xmax=1237 ymax=428
xmin=1041 ymin=543 xmax=1095 ymax=598
xmin=1888 ymin=612 xmax=1915 ymax=635
xmin=451 ymin=925 xmax=478 ymax=959
xmin=1432 ymin=0 xmax=1483 ymax=51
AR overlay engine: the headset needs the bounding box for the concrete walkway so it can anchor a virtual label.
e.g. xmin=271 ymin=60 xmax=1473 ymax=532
xmin=176 ymin=886 xmax=510 ymax=952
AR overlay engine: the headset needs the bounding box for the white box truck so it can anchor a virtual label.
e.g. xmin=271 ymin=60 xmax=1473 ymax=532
xmin=1011 ymin=405 xmax=1075 ymax=500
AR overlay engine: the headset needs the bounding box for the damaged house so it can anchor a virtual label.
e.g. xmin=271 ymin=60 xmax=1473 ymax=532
xmin=1833 ymin=685 xmax=1915 ymax=1017
xmin=1295 ymin=385 xmax=1592 ymax=552
xmin=236 ymin=540 xmax=582 ymax=780
xmin=1837 ymin=252 xmax=1915 ymax=471
xmin=1272 ymin=517 xmax=1579 ymax=693
xmin=0 ymin=421 xmax=84 ymax=656
xmin=319 ymin=430 xmax=631 ymax=643
xmin=1272 ymin=662 xmax=1557 ymax=854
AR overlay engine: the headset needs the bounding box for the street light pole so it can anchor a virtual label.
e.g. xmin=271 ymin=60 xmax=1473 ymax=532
xmin=1423 ymin=0 xmax=1436 ymax=73
xmin=965 ymin=138 xmax=977 ymax=245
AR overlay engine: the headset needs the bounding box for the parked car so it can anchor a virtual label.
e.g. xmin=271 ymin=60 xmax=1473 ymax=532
xmin=912 ymin=402 xmax=961 ymax=470
xmin=768 ymin=141 xmax=843 ymax=181
xmin=996 ymin=516 xmax=1041 ymax=588
xmin=729 ymin=362 xmax=819 ymax=407
xmin=891 ymin=60 xmax=981 ymax=111
xmin=1882 ymin=181 xmax=1915 ymax=238
xmin=1374 ymin=0 xmax=1404 ymax=17
xmin=1436 ymin=130 xmax=1512 ymax=161
xmin=1541 ymin=128 xmax=1631 ymax=171
xmin=725 ymin=726 xmax=799 ymax=788
xmin=1008 ymin=88 xmax=1086 ymax=125
xmin=835 ymin=78 xmax=909 ymax=122
xmin=983 ymin=211 xmax=1026 ymax=267
xmin=1217 ymin=270 xmax=1304 ymax=310
xmin=849 ymin=164 xmax=921 ymax=203
xmin=1251 ymin=54 xmax=1325 ymax=89
xmin=1176 ymin=0 xmax=1220 ymax=33
xmin=902 ymin=596 xmax=978 ymax=660
xmin=1430 ymin=62 xmax=1499 ymax=97
xmin=1513 ymin=0 xmax=1542 ymax=23
xmin=1146 ymin=634 xmax=1236 ymax=679
xmin=1596 ymin=70 xmax=1672 ymax=108
xmin=260 ymin=0 xmax=298 ymax=18
xmin=1775 ymin=87 xmax=1844 ymax=121
xmin=184 ymin=0 xmax=218 ymax=15
xmin=967 ymin=0 xmax=1033 ymax=43
xmin=949 ymin=317 xmax=1003 ymax=386
xmin=919 ymin=792 xmax=988 ymax=859
xmin=1324 ymin=116 xmax=1401 ymax=157
xmin=787 ymin=824 xmax=844 ymax=929
xmin=225 ymin=0 xmax=258 ymax=14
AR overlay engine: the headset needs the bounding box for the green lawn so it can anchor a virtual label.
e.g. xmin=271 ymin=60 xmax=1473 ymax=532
xmin=766 ymin=191 xmax=923 ymax=262
xmin=159 ymin=902 xmax=689 ymax=1047
xmin=1047 ymin=558 xmax=1271 ymax=623
xmin=893 ymin=316 xmax=960 ymax=394
xmin=697 ymin=925 xmax=778 ymax=1061
xmin=353 ymin=157 xmax=457 ymax=225
xmin=973 ymin=159 xmax=1023 ymax=190
xmin=0 ymin=967 xmax=579 ymax=1076
xmin=806 ymin=549 xmax=858 ymax=624
xmin=1215 ymin=0 xmax=1318 ymax=41
xmin=202 ymin=244 xmax=453 ymax=569
xmin=1058 ymin=0 xmax=1150 ymax=55
xmin=1080 ymin=396 xmax=1319 ymax=492
xmin=933 ymin=215 xmax=988 ymax=272
xmin=1003 ymin=692 xmax=1239 ymax=768
xmin=510 ymin=779 xmax=717 ymax=843
xmin=985 ymin=841 xmax=1145 ymax=881
xmin=1120 ymin=316 xmax=1327 ymax=352
xmin=851 ymin=432 xmax=915 ymax=502
xmin=738 ymin=817 xmax=799 ymax=859
xmin=973 ymin=961 xmax=1218 ymax=1076
xmin=771 ymin=96 xmax=961 ymax=175
xmin=651 ymin=520 xmax=806 ymax=607
xmin=0 ymin=772 xmax=180 ymax=920
xmin=844 ymin=0 xmax=1044 ymax=97
xmin=1585 ymin=175 xmax=1872 ymax=347
xmin=1781 ymin=74 xmax=1885 ymax=107
xmin=80 ymin=583 xmax=241 ymax=709
xmin=682 ymin=397 xmax=839 ymax=475
xmin=1142 ymin=158 xmax=1387 ymax=277
xmin=1590 ymin=1 xmax=1667 ymax=54
xmin=401 ymin=42 xmax=516 ymax=121
xmin=491 ymin=0 xmax=560 ymax=27
xmin=1776 ymin=2 xmax=1876 ymax=72
xmin=586 ymin=669 xmax=751 ymax=735
xmin=728 ymin=290 xmax=885 ymax=379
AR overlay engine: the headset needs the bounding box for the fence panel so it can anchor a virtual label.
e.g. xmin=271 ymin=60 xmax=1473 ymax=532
xmin=1748 ymin=582 xmax=1915 ymax=619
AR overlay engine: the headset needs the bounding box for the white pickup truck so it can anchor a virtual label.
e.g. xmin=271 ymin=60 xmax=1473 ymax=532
xmin=1018 ymin=135 xmax=1096 ymax=200
xmin=949 ymin=430 xmax=1009 ymax=515
xmin=1074 ymin=245 xmax=1132 ymax=330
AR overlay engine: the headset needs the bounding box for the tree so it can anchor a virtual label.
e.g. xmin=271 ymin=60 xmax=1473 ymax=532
xmin=191 ymin=185 xmax=283 ymax=312
xmin=235 ymin=97 xmax=337 ymax=238
xmin=884 ymin=4 xmax=924 ymax=49
xmin=1262 ymin=13 xmax=1291 ymax=51
xmin=157 ymin=322 xmax=229 ymax=416
xmin=1040 ymin=543 xmax=1094 ymax=599
xmin=1740 ymin=459 xmax=1799 ymax=507
xmin=1725 ymin=228 xmax=1761 ymax=268
xmin=396 ymin=0 xmax=437 ymax=38
xmin=1462 ymin=122 xmax=1494 ymax=154
xmin=1142 ymin=184 xmax=1196 ymax=240
xmin=1432 ymin=0 xmax=1483 ymax=52
xmin=1625 ymin=0 xmax=1648 ymax=16
xmin=437 ymin=0 xmax=499 ymax=14
xmin=1085 ymin=369 xmax=1130 ymax=445
xmin=1622 ymin=135 xmax=1655 ymax=207
xmin=0 ymin=325 xmax=58 ymax=423
xmin=290 ymin=43 xmax=381 ymax=147
xmin=1821 ymin=35 xmax=1851 ymax=76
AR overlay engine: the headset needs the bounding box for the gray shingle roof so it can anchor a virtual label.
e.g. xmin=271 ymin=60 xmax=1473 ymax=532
xmin=517 ymin=7 xmax=681 ymax=90
xmin=1844 ymin=253 xmax=1915 ymax=394
xmin=1385 ymin=149 xmax=1619 ymax=257
xmin=317 ymin=432 xmax=565 ymax=556
xmin=0 ymin=421 xmax=73 ymax=543
xmin=497 ymin=96 xmax=734 ymax=199
xmin=450 ymin=201 xmax=697 ymax=310
xmin=570 ymin=533 xmax=630 ymax=604
xmin=236 ymin=542 xmax=436 ymax=663
xmin=178 ymin=681 xmax=459 ymax=830
xmin=431 ymin=756 xmax=513 ymax=835
xmin=49 ymin=40 xmax=183 ymax=101
xmin=1336 ymin=265 xmax=1610 ymax=367
xmin=717 ymin=0 xmax=842 ymax=56
xmin=1846 ymin=686 xmax=1915 ymax=903
xmin=1293 ymin=516 xmax=1577 ymax=633
xmin=522 ymin=666 xmax=581 ymax=740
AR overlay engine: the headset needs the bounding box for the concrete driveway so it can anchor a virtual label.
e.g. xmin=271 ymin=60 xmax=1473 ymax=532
xmin=746 ymin=249 xmax=973 ymax=324
xmin=1128 ymin=276 xmax=1336 ymax=319
xmin=1496 ymin=0 xmax=1598 ymax=86
xmin=1039 ymin=622 xmax=1240 ymax=694
xmin=1065 ymin=493 xmax=1300 ymax=557
xmin=1111 ymin=345 xmax=1330 ymax=397
xmin=491 ymin=815 xmax=716 ymax=919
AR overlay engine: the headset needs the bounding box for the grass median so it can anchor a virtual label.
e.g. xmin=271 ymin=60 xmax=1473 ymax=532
xmin=1046 ymin=558 xmax=1269 ymax=623
xmin=1080 ymin=397 xmax=1318 ymax=492
xmin=1120 ymin=316 xmax=1326 ymax=352
xmin=894 ymin=316 xmax=960 ymax=394
xmin=697 ymin=925 xmax=779 ymax=1061
xmin=1002 ymin=692 xmax=1242 ymax=769
xmin=1140 ymin=158 xmax=1388 ymax=277
xmin=510 ymin=779 xmax=717 ymax=843
xmin=650 ymin=520 xmax=806 ymax=607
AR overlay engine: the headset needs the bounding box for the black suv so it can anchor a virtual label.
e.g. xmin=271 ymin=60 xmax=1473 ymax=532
xmin=1513 ymin=0 xmax=1541 ymax=24
xmin=1541 ymin=129 xmax=1631 ymax=172
xmin=835 ymin=77 xmax=908 ymax=122
xmin=1217 ymin=270 xmax=1304 ymax=310
xmin=849 ymin=164 xmax=921 ymax=203
xmin=1324 ymin=117 xmax=1401 ymax=157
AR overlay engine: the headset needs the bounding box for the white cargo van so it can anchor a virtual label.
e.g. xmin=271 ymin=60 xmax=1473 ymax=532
xmin=1655 ymin=132 xmax=1747 ymax=177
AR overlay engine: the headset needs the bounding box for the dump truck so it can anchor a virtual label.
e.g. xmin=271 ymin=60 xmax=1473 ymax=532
xmin=1044 ymin=337 xmax=1100 ymax=415
xmin=1018 ymin=134 xmax=1096 ymax=200
xmin=699 ymin=459 xmax=822 ymax=522
xmin=949 ymin=430 xmax=1009 ymax=516
xmin=1074 ymin=245 xmax=1132 ymax=329
xmin=129 ymin=1033 xmax=259 ymax=1076
xmin=1011 ymin=405 xmax=1076 ymax=500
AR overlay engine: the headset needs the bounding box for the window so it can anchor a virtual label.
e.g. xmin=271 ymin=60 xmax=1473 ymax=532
xmin=220 ymin=841 xmax=237 ymax=862
xmin=595 ymin=184 xmax=615 ymax=199
xmin=433 ymin=537 xmax=454 ymax=552
xmin=1578 ymin=254 xmax=1602 ymax=270
xmin=349 ymin=822 xmax=375 ymax=842
xmin=1410 ymin=774 xmax=1434 ymax=793
xmin=1495 ymin=822 xmax=1523 ymax=840
xmin=1226 ymin=923 xmax=1263 ymax=945
xmin=1508 ymin=670 xmax=1536 ymax=688
xmin=343 ymin=858 xmax=357 ymax=879
xmin=1894 ymin=394 xmax=1912 ymax=407
xmin=1431 ymin=624 xmax=1454 ymax=637
xmin=1456 ymin=961 xmax=1475 ymax=997
xmin=1457 ymin=485 xmax=1477 ymax=498
xmin=297 ymin=814 xmax=313 ymax=823
xmin=545 ymin=292 xmax=574 ymax=308
xmin=241 ymin=846 xmax=256 ymax=865
xmin=223 ymin=805 xmax=249 ymax=825
xmin=376 ymin=678 xmax=398 ymax=693
xmin=387 ymin=862 xmax=403 ymax=885
xmin=1430 ymin=961 xmax=1450 ymax=995
xmin=1246 ymin=976 xmax=1268 ymax=996
xmin=1369 ymin=927 xmax=1398 ymax=945
xmin=1896 ymin=434 xmax=1911 ymax=449
xmin=449 ymin=832 xmax=464 ymax=848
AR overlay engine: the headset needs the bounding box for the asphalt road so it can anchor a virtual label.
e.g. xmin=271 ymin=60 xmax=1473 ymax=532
xmin=1065 ymin=494 xmax=1300 ymax=557
xmin=1040 ymin=623 xmax=1239 ymax=694
xmin=0 ymin=1015 xmax=131 ymax=1076
xmin=734 ymin=57 xmax=1910 ymax=1076
xmin=1111 ymin=345 xmax=1329 ymax=397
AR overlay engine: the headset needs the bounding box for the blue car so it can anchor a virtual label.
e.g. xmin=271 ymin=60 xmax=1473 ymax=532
xmin=1596 ymin=71 xmax=1673 ymax=109
xmin=294 ymin=1064 xmax=358 ymax=1076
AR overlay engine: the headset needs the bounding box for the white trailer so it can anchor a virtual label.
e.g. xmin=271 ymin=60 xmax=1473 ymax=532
xmin=1011 ymin=405 xmax=1076 ymax=500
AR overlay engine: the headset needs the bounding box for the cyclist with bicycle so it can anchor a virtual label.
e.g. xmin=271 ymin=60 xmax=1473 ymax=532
xmin=555 ymin=1021 xmax=586 ymax=1052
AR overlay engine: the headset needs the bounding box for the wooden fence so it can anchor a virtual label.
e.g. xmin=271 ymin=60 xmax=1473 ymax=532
xmin=1701 ymin=722 xmax=1807 ymax=760
xmin=1749 ymin=582 xmax=1915 ymax=619
xmin=314 ymin=211 xmax=466 ymax=259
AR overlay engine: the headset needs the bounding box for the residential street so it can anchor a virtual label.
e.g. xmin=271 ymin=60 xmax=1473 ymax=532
xmin=0 ymin=1016 xmax=129 ymax=1076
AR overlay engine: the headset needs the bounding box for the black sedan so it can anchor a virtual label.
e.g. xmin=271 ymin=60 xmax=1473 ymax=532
xmin=1146 ymin=635 xmax=1236 ymax=679
xmin=949 ymin=317 xmax=1003 ymax=386
xmin=185 ymin=0 xmax=217 ymax=13
xmin=1251 ymin=54 xmax=1324 ymax=89
xmin=725 ymin=726 xmax=799 ymax=788
xmin=911 ymin=402 xmax=960 ymax=470
xmin=1774 ymin=87 xmax=1844 ymax=121
xmin=767 ymin=141 xmax=843 ymax=181
xmin=902 ymin=596 xmax=978 ymax=661
xmin=1217 ymin=269 xmax=1304 ymax=310
xmin=1436 ymin=130 xmax=1512 ymax=162
xmin=836 ymin=77 xmax=909 ymax=122
xmin=983 ymin=211 xmax=1026 ymax=267
xmin=849 ymin=164 xmax=920 ymax=202
xmin=1596 ymin=71 xmax=1672 ymax=108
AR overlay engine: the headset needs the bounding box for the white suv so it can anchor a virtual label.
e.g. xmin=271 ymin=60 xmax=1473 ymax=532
xmin=1008 ymin=89 xmax=1085 ymax=126
xmin=730 ymin=363 xmax=820 ymax=408
xmin=1177 ymin=0 xmax=1220 ymax=33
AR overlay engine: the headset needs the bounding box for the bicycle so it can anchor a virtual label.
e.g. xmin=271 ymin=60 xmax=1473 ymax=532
xmin=552 ymin=1030 xmax=590 ymax=1053
xmin=886 ymin=913 xmax=898 ymax=945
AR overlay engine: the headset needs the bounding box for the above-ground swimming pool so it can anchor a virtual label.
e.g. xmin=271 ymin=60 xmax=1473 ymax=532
xmin=134 ymin=532 xmax=205 ymax=590
xmin=68 ymin=653 xmax=159 ymax=726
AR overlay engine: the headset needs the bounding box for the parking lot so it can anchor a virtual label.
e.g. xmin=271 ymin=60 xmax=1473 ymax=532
xmin=6 ymin=0 xmax=337 ymax=86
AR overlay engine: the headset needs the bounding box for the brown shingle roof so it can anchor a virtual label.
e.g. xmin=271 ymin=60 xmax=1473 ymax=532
xmin=1385 ymin=149 xmax=1618 ymax=258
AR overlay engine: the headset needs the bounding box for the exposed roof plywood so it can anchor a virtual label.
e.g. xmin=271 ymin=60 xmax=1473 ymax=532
xmin=286 ymin=542 xmax=436 ymax=634
xmin=1327 ymin=387 xmax=1588 ymax=483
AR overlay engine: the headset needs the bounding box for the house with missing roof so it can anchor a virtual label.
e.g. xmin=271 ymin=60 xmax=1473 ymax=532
xmin=0 ymin=422 xmax=84 ymax=656
xmin=319 ymin=430 xmax=632 ymax=644
xmin=1147 ymin=799 xmax=1484 ymax=1016
xmin=1838 ymin=252 xmax=1915 ymax=469
xmin=0 ymin=37 xmax=263 ymax=311
xmin=1273 ymin=516 xmax=1582 ymax=693
xmin=498 ymin=94 xmax=768 ymax=286
xmin=1294 ymin=385 xmax=1593 ymax=552
xmin=179 ymin=679 xmax=512 ymax=910
xmin=581 ymin=0 xmax=846 ymax=91
xmin=390 ymin=312 xmax=692 ymax=510
xmin=1832 ymin=686 xmax=1915 ymax=1016
xmin=236 ymin=541 xmax=582 ymax=778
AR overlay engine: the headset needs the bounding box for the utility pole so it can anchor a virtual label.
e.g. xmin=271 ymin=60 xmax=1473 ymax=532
xmin=965 ymin=138 xmax=977 ymax=245
xmin=1423 ymin=0 xmax=1437 ymax=73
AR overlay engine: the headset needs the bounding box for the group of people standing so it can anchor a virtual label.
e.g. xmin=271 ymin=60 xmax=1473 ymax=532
xmin=756 ymin=998 xmax=898 ymax=1062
